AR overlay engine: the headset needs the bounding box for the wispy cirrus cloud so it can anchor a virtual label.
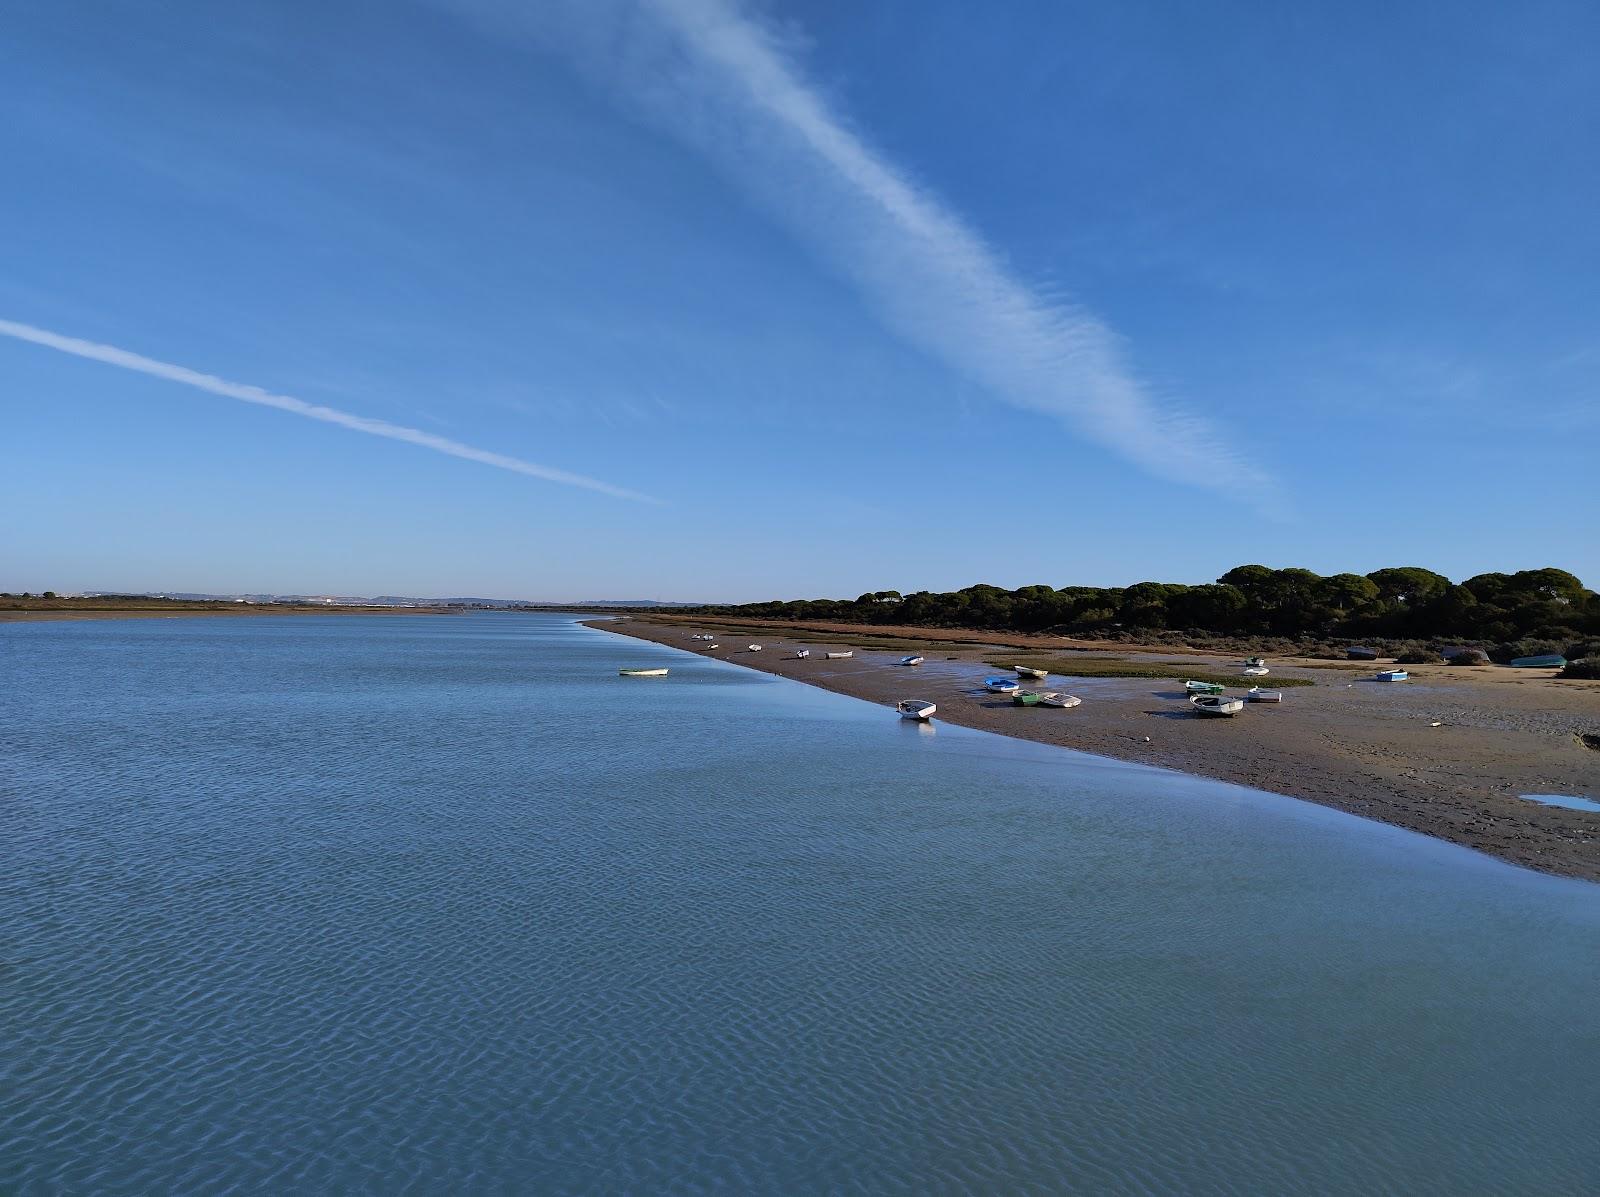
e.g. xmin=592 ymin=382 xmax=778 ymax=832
xmin=0 ymin=318 xmax=657 ymax=502
xmin=448 ymin=0 xmax=1280 ymax=511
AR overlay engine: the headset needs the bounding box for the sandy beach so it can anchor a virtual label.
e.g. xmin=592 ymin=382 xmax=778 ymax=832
xmin=593 ymin=615 xmax=1600 ymax=882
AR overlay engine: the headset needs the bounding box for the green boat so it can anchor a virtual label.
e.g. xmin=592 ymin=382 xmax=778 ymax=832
xmin=1012 ymin=690 xmax=1042 ymax=706
xmin=1184 ymin=680 xmax=1225 ymax=694
xmin=1509 ymin=654 xmax=1566 ymax=668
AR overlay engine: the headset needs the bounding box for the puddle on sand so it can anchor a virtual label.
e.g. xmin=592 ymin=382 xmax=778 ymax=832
xmin=1520 ymin=793 xmax=1600 ymax=813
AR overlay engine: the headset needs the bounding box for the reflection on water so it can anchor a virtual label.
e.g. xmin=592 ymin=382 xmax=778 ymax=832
xmin=3 ymin=613 xmax=1598 ymax=1194
xmin=1521 ymin=793 xmax=1600 ymax=813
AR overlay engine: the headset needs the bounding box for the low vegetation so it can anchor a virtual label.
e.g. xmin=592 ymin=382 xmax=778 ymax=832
xmin=1558 ymin=658 xmax=1600 ymax=680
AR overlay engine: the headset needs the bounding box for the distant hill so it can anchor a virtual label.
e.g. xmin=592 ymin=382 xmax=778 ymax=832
xmin=78 ymin=591 xmax=700 ymax=608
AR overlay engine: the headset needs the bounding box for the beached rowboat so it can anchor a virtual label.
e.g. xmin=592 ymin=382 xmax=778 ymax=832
xmin=619 ymin=667 xmax=669 ymax=677
xmin=896 ymin=699 xmax=937 ymax=721
xmin=1185 ymin=680 xmax=1225 ymax=694
xmin=1012 ymin=690 xmax=1042 ymax=706
xmin=1245 ymin=656 xmax=1266 ymax=667
xmin=900 ymin=655 xmax=925 ymax=666
xmin=1242 ymin=665 xmax=1270 ymax=676
xmin=984 ymin=676 xmax=1021 ymax=693
xmin=1375 ymin=669 xmax=1408 ymax=682
xmin=793 ymin=648 xmax=811 ymax=659
xmin=747 ymin=644 xmax=762 ymax=652
xmin=1038 ymin=692 xmax=1082 ymax=709
xmin=1246 ymin=686 xmax=1282 ymax=703
xmin=1015 ymin=665 xmax=1048 ymax=679
xmin=1190 ymin=694 xmax=1244 ymax=716
xmin=1509 ymin=654 xmax=1566 ymax=668
xmin=825 ymin=650 xmax=853 ymax=660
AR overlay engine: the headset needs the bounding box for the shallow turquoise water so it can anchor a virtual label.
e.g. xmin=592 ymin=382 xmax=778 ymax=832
xmin=3 ymin=613 xmax=1597 ymax=1193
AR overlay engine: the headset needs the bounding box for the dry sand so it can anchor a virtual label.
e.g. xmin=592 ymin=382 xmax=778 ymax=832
xmin=595 ymin=616 xmax=1600 ymax=882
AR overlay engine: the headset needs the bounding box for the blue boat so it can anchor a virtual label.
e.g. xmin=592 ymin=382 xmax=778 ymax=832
xmin=983 ymin=675 xmax=1021 ymax=693
xmin=1376 ymin=669 xmax=1408 ymax=682
xmin=1509 ymin=654 xmax=1566 ymax=668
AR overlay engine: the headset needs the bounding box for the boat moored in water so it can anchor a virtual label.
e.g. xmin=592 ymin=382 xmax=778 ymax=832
xmin=896 ymin=699 xmax=937 ymax=721
xmin=619 ymin=667 xmax=669 ymax=677
xmin=1190 ymin=694 xmax=1244 ymax=716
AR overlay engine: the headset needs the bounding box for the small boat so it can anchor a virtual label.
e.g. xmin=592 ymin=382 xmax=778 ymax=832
xmin=1012 ymin=690 xmax=1042 ymax=706
xmin=1244 ymin=656 xmax=1266 ymax=667
xmin=1190 ymin=694 xmax=1244 ymax=716
xmin=747 ymin=644 xmax=763 ymax=652
xmin=1347 ymin=646 xmax=1379 ymax=661
xmin=1242 ymin=665 xmax=1270 ymax=676
xmin=984 ymin=676 xmax=1021 ymax=693
xmin=1184 ymin=680 xmax=1225 ymax=694
xmin=619 ymin=667 xmax=669 ymax=677
xmin=1246 ymin=686 xmax=1282 ymax=703
xmin=1509 ymin=654 xmax=1567 ymax=668
xmin=899 ymin=655 xmax=925 ymax=666
xmin=896 ymin=699 xmax=937 ymax=721
xmin=1038 ymin=692 xmax=1082 ymax=709
xmin=1375 ymin=669 xmax=1408 ymax=682
xmin=793 ymin=648 xmax=811 ymax=659
xmin=1015 ymin=665 xmax=1048 ymax=679
xmin=825 ymin=650 xmax=854 ymax=660
xmin=703 ymin=643 xmax=720 ymax=650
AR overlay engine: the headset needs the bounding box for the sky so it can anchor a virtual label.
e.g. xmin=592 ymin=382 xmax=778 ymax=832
xmin=2 ymin=0 xmax=1595 ymax=601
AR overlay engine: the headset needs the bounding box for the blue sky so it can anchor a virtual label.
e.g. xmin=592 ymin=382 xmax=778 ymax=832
xmin=2 ymin=0 xmax=1594 ymax=601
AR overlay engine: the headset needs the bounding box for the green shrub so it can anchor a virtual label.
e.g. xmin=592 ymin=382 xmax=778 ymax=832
xmin=1449 ymin=649 xmax=1490 ymax=665
xmin=1396 ymin=649 xmax=1443 ymax=664
xmin=1558 ymin=658 xmax=1600 ymax=679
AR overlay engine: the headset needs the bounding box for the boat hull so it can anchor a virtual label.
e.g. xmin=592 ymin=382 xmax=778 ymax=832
xmin=619 ymin=668 xmax=669 ymax=677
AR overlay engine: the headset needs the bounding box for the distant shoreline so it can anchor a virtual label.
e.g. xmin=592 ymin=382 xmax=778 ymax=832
xmin=0 ymin=601 xmax=449 ymax=623
xmin=591 ymin=615 xmax=1600 ymax=883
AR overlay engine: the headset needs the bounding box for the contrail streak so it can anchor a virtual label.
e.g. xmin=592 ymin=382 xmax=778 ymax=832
xmin=0 ymin=318 xmax=657 ymax=503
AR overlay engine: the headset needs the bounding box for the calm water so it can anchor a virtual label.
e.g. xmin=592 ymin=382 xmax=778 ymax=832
xmin=3 ymin=614 xmax=1597 ymax=1194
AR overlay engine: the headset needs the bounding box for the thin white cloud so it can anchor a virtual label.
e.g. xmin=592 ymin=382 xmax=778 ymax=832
xmin=0 ymin=318 xmax=657 ymax=503
xmin=449 ymin=0 xmax=1281 ymax=511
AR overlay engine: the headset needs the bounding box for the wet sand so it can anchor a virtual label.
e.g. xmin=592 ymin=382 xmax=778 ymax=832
xmin=593 ymin=617 xmax=1600 ymax=882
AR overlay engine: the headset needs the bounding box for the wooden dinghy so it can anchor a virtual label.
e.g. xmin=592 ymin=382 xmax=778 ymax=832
xmin=1246 ymin=686 xmax=1282 ymax=703
xmin=1190 ymin=694 xmax=1244 ymax=716
xmin=1038 ymin=692 xmax=1082 ymax=709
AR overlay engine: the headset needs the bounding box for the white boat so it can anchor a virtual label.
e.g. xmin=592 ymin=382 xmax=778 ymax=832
xmin=1038 ymin=692 xmax=1082 ymax=709
xmin=619 ymin=667 xmax=669 ymax=677
xmin=1190 ymin=694 xmax=1244 ymax=716
xmin=703 ymin=643 xmax=720 ymax=650
xmin=1242 ymin=665 xmax=1270 ymax=676
xmin=825 ymin=651 xmax=853 ymax=660
xmin=1015 ymin=665 xmax=1048 ymax=679
xmin=899 ymin=655 xmax=925 ymax=666
xmin=1376 ymin=669 xmax=1409 ymax=682
xmin=1246 ymin=687 xmax=1282 ymax=703
xmin=896 ymin=699 xmax=937 ymax=721
xmin=747 ymin=644 xmax=763 ymax=652
xmin=983 ymin=675 xmax=1021 ymax=693
xmin=793 ymin=648 xmax=811 ymax=659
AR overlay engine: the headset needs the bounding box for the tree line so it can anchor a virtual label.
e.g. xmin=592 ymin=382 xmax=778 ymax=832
xmin=686 ymin=566 xmax=1597 ymax=657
